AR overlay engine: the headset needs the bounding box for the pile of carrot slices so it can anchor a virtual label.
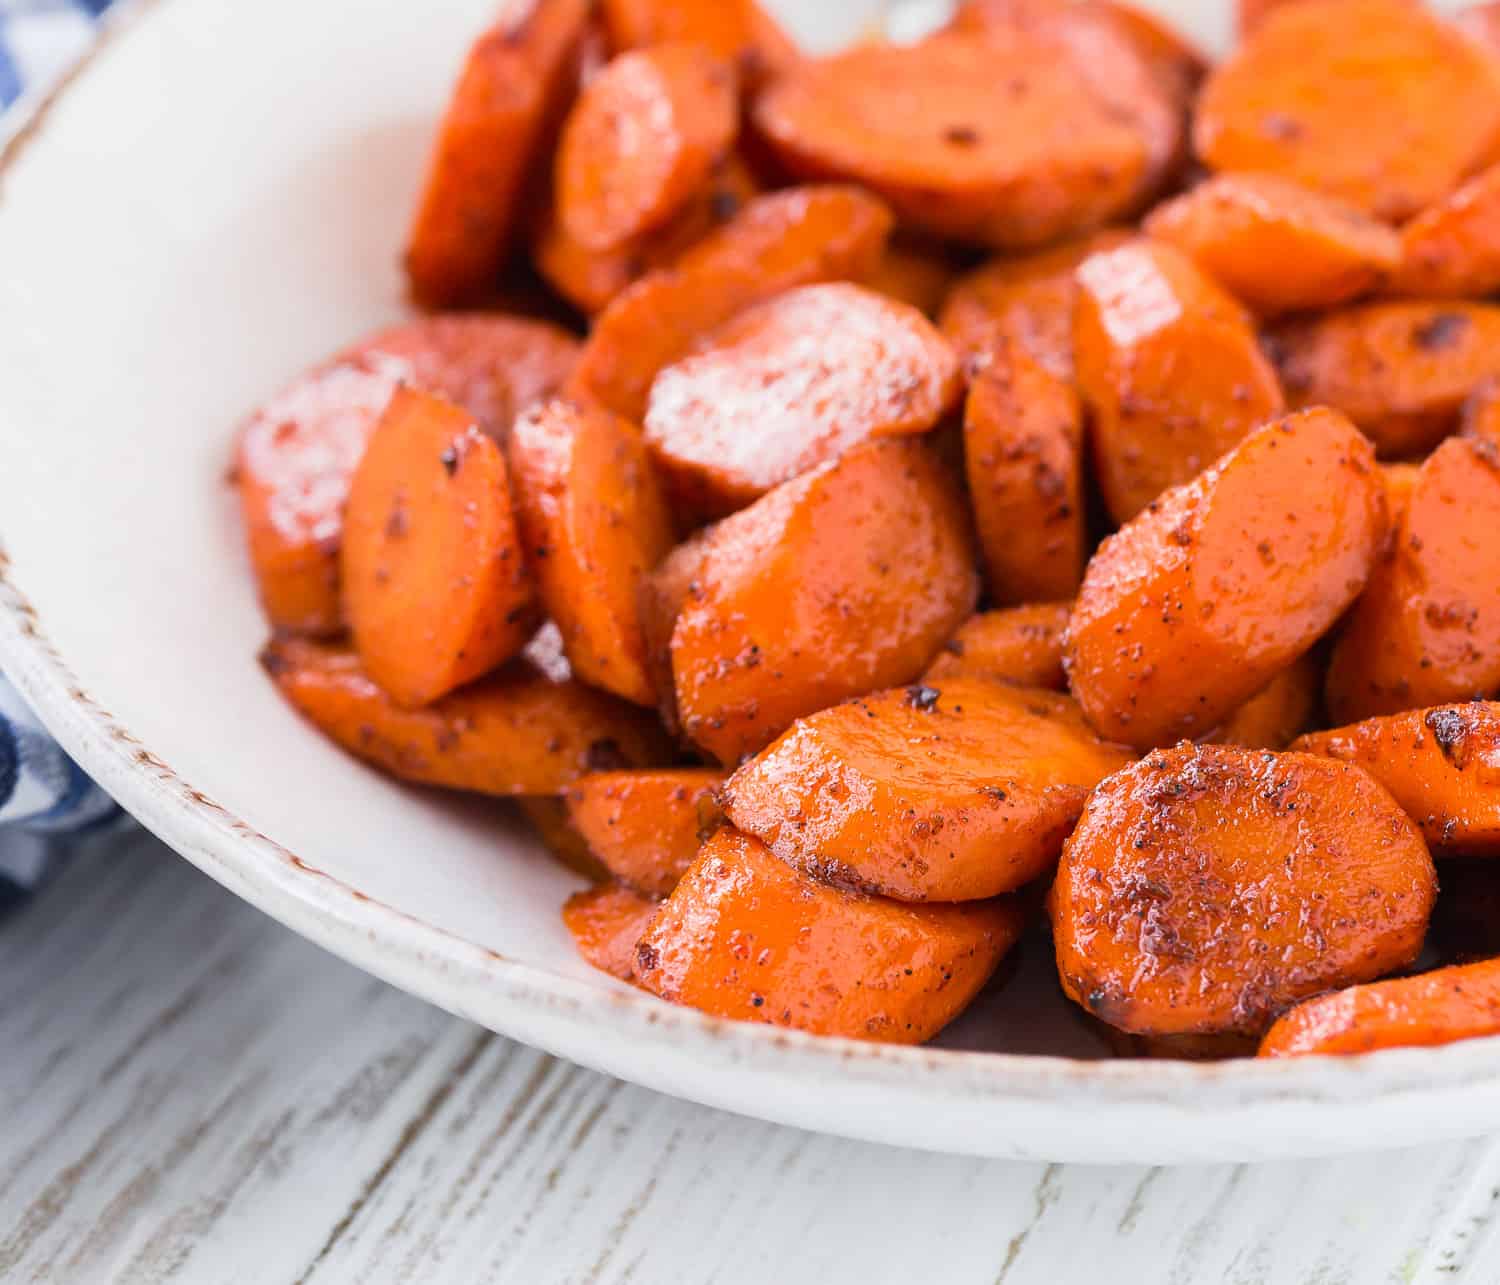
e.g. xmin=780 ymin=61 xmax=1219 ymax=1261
xmin=236 ymin=0 xmax=1500 ymax=1059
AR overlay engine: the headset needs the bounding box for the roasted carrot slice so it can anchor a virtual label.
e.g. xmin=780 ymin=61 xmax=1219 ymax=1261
xmin=1144 ymin=174 xmax=1399 ymax=317
xmin=567 ymin=768 xmax=726 ymax=896
xmin=599 ymin=0 xmax=798 ymax=87
xmin=1051 ymin=743 xmax=1437 ymax=1036
xmin=752 ymin=32 xmax=1154 ymax=250
xmin=1296 ymin=703 xmax=1500 ymax=855
xmin=261 ymin=634 xmax=669 ymax=796
xmin=1325 ymin=437 xmax=1500 ymax=722
xmin=1195 ymin=0 xmax=1500 ymax=223
xmin=508 ymin=398 xmax=675 ymax=705
xmin=670 ymin=438 xmax=978 ymax=764
xmin=1392 ymin=162 xmax=1500 ymax=299
xmin=563 ymin=883 xmax=662 ymax=982
xmin=644 ymin=283 xmax=961 ymax=517
xmin=569 ymin=184 xmax=892 ymax=422
xmin=963 ymin=339 xmax=1085 ymax=605
xmin=923 ymin=603 xmax=1071 ymax=691
xmin=1073 ymin=239 xmax=1286 ymax=524
xmin=1066 ymin=409 xmax=1385 ymax=749
xmin=557 ymin=43 xmax=738 ymax=252
xmin=405 ymin=0 xmax=591 ymax=307
xmin=637 ymin=530 xmax=709 ymax=738
xmin=1260 ymin=957 xmax=1500 ymax=1057
xmin=518 ymin=797 xmax=607 ymax=881
xmin=1268 ymin=302 xmax=1500 ymax=459
xmin=721 ymin=680 xmax=1134 ymax=902
xmin=861 ymin=238 xmax=956 ymax=318
xmin=235 ymin=317 xmax=577 ymax=636
xmin=937 ymin=228 xmax=1132 ymax=379
xmin=1200 ymin=653 xmax=1321 ymax=751
xmin=634 ymin=828 xmax=1023 ymax=1042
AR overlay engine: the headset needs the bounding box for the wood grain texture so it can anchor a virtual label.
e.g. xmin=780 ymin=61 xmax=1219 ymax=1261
xmin=5 ymin=834 xmax=1500 ymax=1283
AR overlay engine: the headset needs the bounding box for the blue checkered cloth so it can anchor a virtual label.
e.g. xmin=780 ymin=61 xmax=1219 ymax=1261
xmin=1 ymin=0 xmax=124 ymax=907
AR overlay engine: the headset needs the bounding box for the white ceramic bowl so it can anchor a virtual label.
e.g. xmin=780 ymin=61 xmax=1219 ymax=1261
xmin=2 ymin=0 xmax=1495 ymax=1164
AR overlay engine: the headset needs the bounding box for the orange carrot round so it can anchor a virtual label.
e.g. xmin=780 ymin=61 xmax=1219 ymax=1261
xmin=923 ymin=604 xmax=1071 ymax=691
xmin=1200 ymin=653 xmax=1321 ymax=751
xmin=567 ymin=768 xmax=726 ymax=897
xmin=518 ymin=797 xmax=607 ymax=881
xmin=563 ymin=883 xmax=663 ymax=983
xmin=599 ymin=0 xmax=798 ymax=87
xmin=1393 ymin=161 xmax=1500 ymax=299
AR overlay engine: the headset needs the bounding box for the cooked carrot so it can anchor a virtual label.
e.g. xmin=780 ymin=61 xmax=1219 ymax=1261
xmin=644 ymin=283 xmax=961 ymax=517
xmin=1392 ymin=162 xmax=1500 ymax=299
xmin=1144 ymin=174 xmax=1399 ymax=317
xmin=923 ymin=603 xmax=1071 ymax=691
xmin=1073 ymin=239 xmax=1286 ymax=524
xmin=1381 ymin=460 xmax=1422 ymax=510
xmin=1051 ymin=743 xmax=1437 ymax=1036
xmin=963 ymin=338 xmax=1085 ymax=605
xmin=752 ymin=31 xmax=1157 ymax=250
xmin=341 ymin=388 xmax=536 ymax=706
xmin=557 ymin=43 xmax=738 ymax=253
xmin=405 ymin=0 xmax=590 ymax=307
xmin=260 ymin=634 xmax=670 ymax=796
xmin=569 ymin=184 xmax=892 ymax=421
xmin=1463 ymin=378 xmax=1500 ymax=449
xmin=634 ymin=828 xmax=1023 ymax=1042
xmin=637 ymin=530 xmax=709 ymax=738
xmin=721 ymin=680 xmax=1134 ymax=902
xmin=508 ymin=398 xmax=675 ymax=705
xmin=1260 ymin=957 xmax=1500 ymax=1057
xmin=938 ymin=228 xmax=1132 ymax=379
xmin=567 ymin=768 xmax=726 ymax=896
xmin=1325 ymin=437 xmax=1500 ymax=722
xmin=236 ymin=316 xmax=577 ymax=636
xmin=1200 ymin=653 xmax=1321 ymax=751
xmin=1196 ymin=0 xmax=1500 ymax=223
xmin=1066 ymin=409 xmax=1385 ymax=749
xmin=599 ymin=0 xmax=798 ymax=87
xmin=518 ymin=797 xmax=607 ymax=881
xmin=563 ymin=883 xmax=662 ymax=982
xmin=670 ymin=437 xmax=978 ymax=764
xmin=1296 ymin=703 xmax=1500 ymax=855
xmin=861 ymin=238 xmax=956 ymax=318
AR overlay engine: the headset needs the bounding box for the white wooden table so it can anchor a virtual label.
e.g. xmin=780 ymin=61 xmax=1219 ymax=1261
xmin=6 ymin=834 xmax=1500 ymax=1284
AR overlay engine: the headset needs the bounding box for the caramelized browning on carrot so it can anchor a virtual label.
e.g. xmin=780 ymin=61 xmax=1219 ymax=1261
xmin=599 ymin=0 xmax=798 ymax=86
xmin=508 ymin=398 xmax=675 ymax=705
xmin=1393 ymin=162 xmax=1500 ymax=299
xmin=1195 ymin=0 xmax=1500 ymax=223
xmin=861 ymin=239 xmax=956 ymax=318
xmin=1073 ymin=240 xmax=1286 ymax=523
xmin=644 ymin=283 xmax=961 ymax=516
xmin=567 ymin=767 xmax=725 ymax=896
xmin=634 ymin=828 xmax=1023 ymax=1042
xmin=405 ymin=0 xmax=590 ymax=307
xmin=1066 ymin=409 xmax=1385 ymax=749
xmin=923 ymin=603 xmax=1071 ymax=691
xmin=721 ymin=680 xmax=1134 ymax=902
xmin=519 ymin=796 xmax=607 ymax=881
xmin=1201 ymin=653 xmax=1321 ymax=750
xmin=963 ymin=339 xmax=1085 ymax=605
xmin=569 ymin=185 xmax=892 ymax=421
xmin=1268 ymin=302 xmax=1500 ymax=458
xmin=1260 ymin=957 xmax=1500 ymax=1057
xmin=1052 ymin=743 xmax=1437 ymax=1036
xmin=670 ymin=438 xmax=978 ymax=764
xmin=261 ymin=635 xmax=669 ymax=795
xmin=1144 ymin=173 xmax=1399 ymax=317
xmin=563 ymin=883 xmax=662 ymax=982
xmin=1326 ymin=437 xmax=1500 ymax=722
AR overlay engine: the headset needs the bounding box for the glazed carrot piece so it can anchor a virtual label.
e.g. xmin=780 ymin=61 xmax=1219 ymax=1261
xmin=637 ymin=530 xmax=709 ymax=738
xmin=260 ymin=635 xmax=670 ymax=796
xmin=567 ymin=768 xmax=726 ymax=897
xmin=599 ymin=0 xmax=799 ymax=87
xmin=1144 ymin=174 xmax=1399 ymax=317
xmin=937 ymin=228 xmax=1132 ymax=378
xmin=644 ymin=283 xmax=961 ymax=517
xmin=563 ymin=883 xmax=662 ymax=982
xmin=963 ymin=339 xmax=1085 ymax=605
xmin=634 ymin=828 xmax=1024 ymax=1043
xmin=721 ymin=680 xmax=1134 ymax=902
xmin=557 ymin=43 xmax=738 ymax=252
xmin=670 ymin=438 xmax=978 ymax=764
xmin=1325 ymin=437 xmax=1500 ymax=723
xmin=235 ymin=317 xmax=577 ymax=636
xmin=1463 ymin=378 xmax=1500 ymax=449
xmin=861 ymin=239 xmax=956 ymax=318
xmin=1052 ymin=743 xmax=1437 ymax=1036
xmin=1296 ymin=703 xmax=1500 ymax=855
xmin=1260 ymin=958 xmax=1500 ymax=1057
xmin=569 ymin=185 xmax=892 ymax=421
xmin=341 ymin=388 xmax=537 ymax=707
xmin=1073 ymin=239 xmax=1286 ymax=523
xmin=1392 ymin=162 xmax=1500 ymax=299
xmin=518 ymin=797 xmax=608 ymax=881
xmin=923 ymin=604 xmax=1071 ymax=691
xmin=1066 ymin=409 xmax=1385 ymax=749
xmin=405 ymin=0 xmax=590 ymax=307
xmin=1201 ymin=653 xmax=1321 ymax=751
xmin=753 ymin=31 xmax=1155 ymax=250
xmin=508 ymin=398 xmax=675 ymax=705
